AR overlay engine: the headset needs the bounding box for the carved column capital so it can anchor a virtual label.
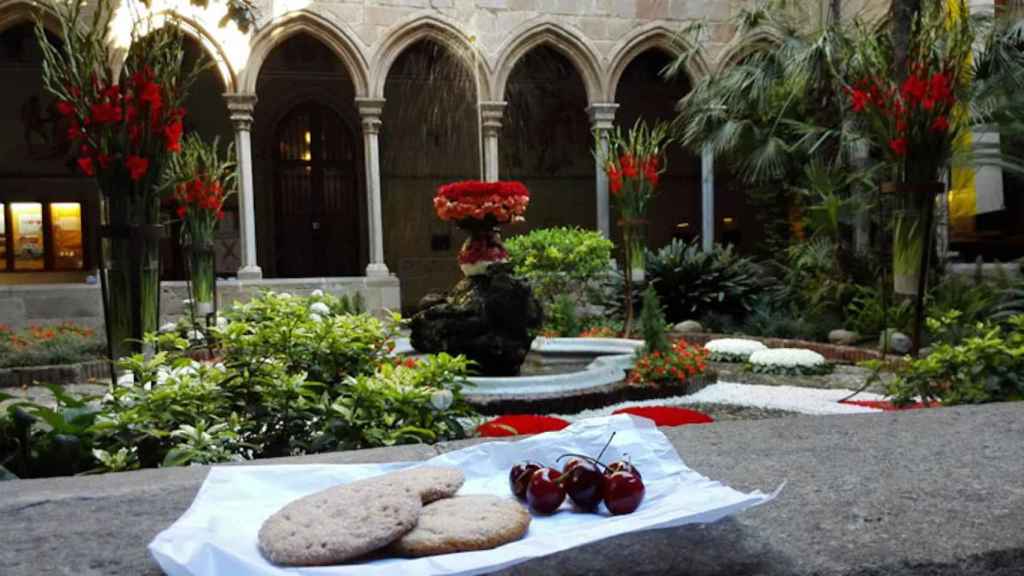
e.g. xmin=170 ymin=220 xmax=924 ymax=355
xmin=224 ymin=93 xmax=257 ymax=131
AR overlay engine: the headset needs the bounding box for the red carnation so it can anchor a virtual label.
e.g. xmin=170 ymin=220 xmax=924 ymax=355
xmin=125 ymin=155 xmax=149 ymax=181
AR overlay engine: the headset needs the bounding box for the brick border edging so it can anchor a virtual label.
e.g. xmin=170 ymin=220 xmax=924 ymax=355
xmin=672 ymin=332 xmax=883 ymax=364
xmin=0 ymin=360 xmax=111 ymax=389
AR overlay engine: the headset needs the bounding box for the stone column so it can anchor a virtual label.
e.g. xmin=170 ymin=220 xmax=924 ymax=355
xmin=479 ymin=101 xmax=506 ymax=182
xmin=356 ymin=98 xmax=389 ymax=277
xmin=225 ymin=94 xmax=262 ymax=280
xmin=587 ymin=103 xmax=619 ymax=238
xmin=701 ymin=143 xmax=715 ymax=252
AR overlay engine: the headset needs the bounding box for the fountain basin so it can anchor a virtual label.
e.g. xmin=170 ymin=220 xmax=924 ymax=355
xmin=393 ymin=337 xmax=716 ymax=415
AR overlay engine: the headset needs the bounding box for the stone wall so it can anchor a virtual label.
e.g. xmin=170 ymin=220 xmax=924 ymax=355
xmin=0 ymin=276 xmax=401 ymax=331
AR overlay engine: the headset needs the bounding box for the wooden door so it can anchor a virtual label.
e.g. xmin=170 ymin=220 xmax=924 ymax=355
xmin=274 ymin=103 xmax=360 ymax=277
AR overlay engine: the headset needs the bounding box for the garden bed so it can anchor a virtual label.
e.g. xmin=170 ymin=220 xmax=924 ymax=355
xmin=0 ymin=359 xmax=110 ymax=389
xmin=676 ymin=332 xmax=889 ymax=364
xmin=711 ymin=362 xmax=892 ymax=393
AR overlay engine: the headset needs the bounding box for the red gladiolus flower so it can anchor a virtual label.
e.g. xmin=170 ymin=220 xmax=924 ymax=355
xmin=125 ymin=155 xmax=149 ymax=181
xmin=66 ymin=119 xmax=82 ymax=141
xmin=929 ymin=72 xmax=953 ymax=105
xmin=97 ymin=154 xmax=111 ymax=169
xmin=177 ymin=206 xmax=187 ymax=219
xmin=900 ymin=75 xmax=927 ymax=104
xmin=77 ymin=156 xmax=94 ymax=176
xmin=56 ymin=100 xmax=75 ymax=117
xmin=89 ymin=101 xmax=122 ymax=124
xmin=849 ymin=89 xmax=870 ymax=112
xmin=620 ymin=153 xmax=637 ymax=178
xmin=931 ymin=116 xmax=950 ymax=133
xmin=889 ymin=138 xmax=908 ymax=157
xmin=642 ymin=156 xmax=660 ymax=187
xmin=164 ymin=119 xmax=183 ymax=153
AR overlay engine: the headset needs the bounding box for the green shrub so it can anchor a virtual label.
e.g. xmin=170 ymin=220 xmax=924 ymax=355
xmin=844 ymin=286 xmax=914 ymax=337
xmin=506 ymin=226 xmax=613 ymax=308
xmin=888 ymin=314 xmax=1024 ymax=406
xmin=638 ymin=286 xmax=670 ymax=355
xmin=645 ymin=238 xmax=763 ymax=325
xmin=218 ymin=291 xmax=398 ymax=386
xmin=1 ymin=291 xmax=478 ymax=477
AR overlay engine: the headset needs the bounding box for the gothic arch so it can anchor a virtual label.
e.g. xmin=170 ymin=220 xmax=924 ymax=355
xmin=0 ymin=0 xmax=63 ymax=36
xmin=370 ymin=13 xmax=492 ymax=101
xmin=242 ymin=10 xmax=369 ymax=97
xmin=493 ymin=19 xmax=604 ymax=103
xmin=606 ymin=23 xmax=708 ymax=102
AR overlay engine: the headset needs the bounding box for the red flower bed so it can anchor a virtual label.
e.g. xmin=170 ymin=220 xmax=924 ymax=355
xmin=839 ymin=399 xmax=940 ymax=411
xmin=433 ymin=180 xmax=530 ymax=223
xmin=477 ymin=415 xmax=570 ymax=437
xmin=612 ymin=406 xmax=714 ymax=427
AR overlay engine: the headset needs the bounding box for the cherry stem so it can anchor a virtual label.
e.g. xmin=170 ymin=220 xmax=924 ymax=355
xmin=596 ymin=432 xmax=616 ymax=462
xmin=555 ymin=453 xmax=610 ymax=472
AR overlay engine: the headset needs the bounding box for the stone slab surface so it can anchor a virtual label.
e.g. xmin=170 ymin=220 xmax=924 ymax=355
xmin=2 ymin=404 xmax=1023 ymax=575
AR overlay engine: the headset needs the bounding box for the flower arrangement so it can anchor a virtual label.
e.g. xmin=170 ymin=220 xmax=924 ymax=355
xmin=599 ymin=120 xmax=671 ymax=336
xmin=35 ymin=0 xmax=202 ymax=360
xmin=704 ymin=338 xmax=769 ymax=363
xmin=433 ymin=180 xmax=530 ymax=277
xmin=433 ymin=180 xmax=529 ymax=224
xmin=748 ymin=348 xmax=832 ymax=376
xmin=162 ymin=135 xmax=236 ymax=315
xmin=628 ymin=339 xmax=709 ymax=387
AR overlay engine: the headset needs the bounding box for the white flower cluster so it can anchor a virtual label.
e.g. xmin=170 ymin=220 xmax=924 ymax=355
xmin=748 ymin=348 xmax=831 ymax=376
xmin=704 ymin=338 xmax=768 ymax=362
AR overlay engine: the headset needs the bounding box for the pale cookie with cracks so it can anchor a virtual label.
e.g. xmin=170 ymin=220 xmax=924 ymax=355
xmin=389 ymin=495 xmax=531 ymax=557
xmin=361 ymin=466 xmax=465 ymax=504
xmin=258 ymin=481 xmax=421 ymax=566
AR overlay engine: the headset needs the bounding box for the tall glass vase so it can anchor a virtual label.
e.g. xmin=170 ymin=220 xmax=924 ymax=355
xmin=884 ymin=182 xmax=943 ymax=296
xmin=187 ymin=243 xmax=216 ymax=317
xmin=621 ymin=218 xmax=647 ymax=282
xmin=99 ymin=190 xmax=162 ymax=364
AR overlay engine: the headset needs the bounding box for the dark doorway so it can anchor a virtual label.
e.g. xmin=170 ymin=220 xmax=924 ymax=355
xmin=273 ymin=101 xmax=360 ymax=277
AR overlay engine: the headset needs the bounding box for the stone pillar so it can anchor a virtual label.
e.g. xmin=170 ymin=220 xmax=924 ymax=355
xmin=701 ymin=143 xmax=715 ymax=252
xmin=225 ymin=94 xmax=262 ymax=280
xmin=479 ymin=102 xmax=506 ymax=182
xmin=356 ymin=98 xmax=389 ymax=277
xmin=587 ymin=103 xmax=619 ymax=238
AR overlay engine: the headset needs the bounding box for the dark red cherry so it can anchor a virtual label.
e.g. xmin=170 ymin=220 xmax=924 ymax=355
xmin=526 ymin=467 xmax=566 ymax=514
xmin=562 ymin=457 xmax=603 ymax=510
xmin=601 ymin=471 xmax=645 ymax=515
xmin=605 ymin=460 xmax=642 ymax=480
xmin=509 ymin=462 xmax=542 ymax=500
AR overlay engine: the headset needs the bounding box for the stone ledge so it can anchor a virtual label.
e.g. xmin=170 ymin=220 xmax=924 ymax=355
xmin=2 ymin=404 xmax=1023 ymax=575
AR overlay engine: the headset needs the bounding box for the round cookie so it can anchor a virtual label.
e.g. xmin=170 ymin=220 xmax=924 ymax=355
xmin=389 ymin=495 xmax=531 ymax=557
xmin=364 ymin=466 xmax=465 ymax=504
xmin=258 ymin=482 xmax=421 ymax=566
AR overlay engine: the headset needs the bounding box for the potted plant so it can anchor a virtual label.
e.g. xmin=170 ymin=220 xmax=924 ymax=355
xmin=36 ymin=0 xmax=201 ymax=361
xmin=433 ymin=181 xmax=530 ymax=277
xmin=162 ymin=135 xmax=236 ymax=320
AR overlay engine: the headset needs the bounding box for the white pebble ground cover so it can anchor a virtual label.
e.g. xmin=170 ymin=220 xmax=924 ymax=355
xmin=554 ymin=382 xmax=887 ymax=422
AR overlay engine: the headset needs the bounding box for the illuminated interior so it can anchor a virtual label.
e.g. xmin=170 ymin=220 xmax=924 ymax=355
xmin=50 ymin=203 xmax=84 ymax=270
xmin=11 ymin=203 xmax=44 ymax=270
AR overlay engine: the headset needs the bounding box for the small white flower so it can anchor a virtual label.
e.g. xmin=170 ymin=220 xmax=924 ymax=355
xmin=212 ymin=362 xmax=227 ymax=372
xmin=311 ymin=289 xmax=324 ymax=297
xmin=310 ymin=302 xmax=330 ymax=316
xmin=705 ymin=338 xmax=768 ymax=361
xmin=279 ymin=292 xmax=292 ymax=299
xmin=748 ymin=348 xmax=826 ymax=368
xmin=310 ymin=313 xmax=323 ymax=323
xmin=215 ymin=315 xmax=228 ymax=329
xmin=182 ymin=298 xmax=193 ymax=306
xmin=187 ymin=329 xmax=206 ymax=342
xmin=156 ymin=366 xmax=172 ymax=385
xmin=430 ymin=389 xmax=454 ymax=411
xmin=116 ymin=372 xmax=135 ymax=387
xmin=159 ymin=322 xmax=178 ymax=334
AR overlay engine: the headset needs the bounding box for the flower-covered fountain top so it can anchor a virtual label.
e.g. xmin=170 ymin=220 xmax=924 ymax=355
xmin=433 ymin=180 xmax=530 ymax=276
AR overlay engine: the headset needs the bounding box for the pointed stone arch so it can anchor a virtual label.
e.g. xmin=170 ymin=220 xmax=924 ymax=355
xmin=714 ymin=27 xmax=786 ymax=72
xmin=493 ymin=19 xmax=604 ymax=103
xmin=0 ymin=0 xmax=63 ymax=36
xmin=163 ymin=13 xmax=237 ymax=93
xmin=606 ymin=23 xmax=709 ymax=102
xmin=369 ymin=13 xmax=491 ymax=101
xmin=242 ymin=10 xmax=369 ymax=97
